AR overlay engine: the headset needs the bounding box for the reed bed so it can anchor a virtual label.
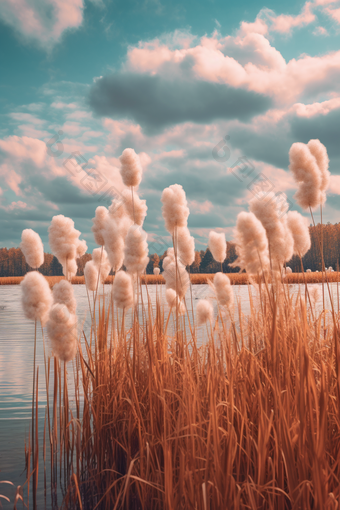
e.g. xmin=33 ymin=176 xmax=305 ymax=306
xmin=26 ymin=276 xmax=340 ymax=510
xmin=2 ymin=272 xmax=338 ymax=286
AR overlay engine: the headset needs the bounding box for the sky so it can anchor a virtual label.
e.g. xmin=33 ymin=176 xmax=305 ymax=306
xmin=1 ymin=0 xmax=340 ymax=255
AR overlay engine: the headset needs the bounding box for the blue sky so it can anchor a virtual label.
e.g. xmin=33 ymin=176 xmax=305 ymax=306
xmin=1 ymin=0 xmax=340 ymax=254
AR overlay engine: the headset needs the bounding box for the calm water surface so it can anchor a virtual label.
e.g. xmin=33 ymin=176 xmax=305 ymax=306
xmin=0 ymin=282 xmax=337 ymax=508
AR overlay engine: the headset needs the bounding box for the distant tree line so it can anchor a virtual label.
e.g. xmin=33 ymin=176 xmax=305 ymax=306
xmin=1 ymin=222 xmax=339 ymax=277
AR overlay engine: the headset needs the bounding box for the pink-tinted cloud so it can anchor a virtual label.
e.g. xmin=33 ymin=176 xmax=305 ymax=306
xmin=125 ymin=30 xmax=340 ymax=104
xmin=188 ymin=200 xmax=214 ymax=213
xmin=324 ymin=6 xmax=340 ymax=22
xmin=0 ymin=0 xmax=85 ymax=48
xmin=329 ymin=175 xmax=340 ymax=194
xmin=269 ymin=2 xmax=316 ymax=34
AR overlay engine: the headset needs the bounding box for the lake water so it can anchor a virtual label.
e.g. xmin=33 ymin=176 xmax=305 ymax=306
xmin=0 ymin=281 xmax=338 ymax=508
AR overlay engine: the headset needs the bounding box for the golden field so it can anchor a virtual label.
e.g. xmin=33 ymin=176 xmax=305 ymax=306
xmin=1 ymin=271 xmax=339 ymax=287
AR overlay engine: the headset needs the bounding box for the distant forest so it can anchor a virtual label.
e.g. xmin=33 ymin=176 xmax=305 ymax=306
xmin=1 ymin=222 xmax=340 ymax=277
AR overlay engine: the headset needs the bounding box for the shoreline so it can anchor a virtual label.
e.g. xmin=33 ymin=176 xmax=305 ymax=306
xmin=0 ymin=272 xmax=339 ymax=286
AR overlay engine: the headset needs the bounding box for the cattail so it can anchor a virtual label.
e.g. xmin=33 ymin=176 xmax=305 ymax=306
xmin=20 ymin=229 xmax=44 ymax=269
xmin=52 ymin=280 xmax=77 ymax=314
xmin=21 ymin=271 xmax=53 ymax=326
xmin=230 ymin=211 xmax=270 ymax=275
xmin=197 ymin=299 xmax=214 ymax=325
xmin=84 ymin=260 xmax=99 ymax=291
xmin=162 ymin=248 xmax=175 ymax=270
xmin=92 ymin=247 xmax=111 ymax=283
xmin=153 ymin=267 xmax=160 ymax=275
xmin=46 ymin=304 xmax=77 ymax=362
xmin=62 ymin=258 xmax=78 ymax=279
xmin=213 ymin=272 xmax=234 ymax=307
xmin=249 ymin=193 xmax=293 ymax=271
xmin=119 ymin=148 xmax=143 ymax=188
xmin=208 ymin=231 xmax=226 ymax=264
xmin=112 ymin=271 xmax=134 ymax=309
xmin=289 ymin=142 xmax=322 ymax=210
xmin=91 ymin=206 xmax=109 ymax=246
xmin=163 ymin=260 xmax=190 ymax=299
xmin=103 ymin=219 xmax=125 ymax=272
xmin=287 ymin=211 xmax=311 ymax=257
xmin=48 ymin=215 xmax=87 ymax=279
xmin=165 ymin=288 xmax=186 ymax=315
xmin=177 ymin=226 xmax=195 ymax=266
xmin=307 ymin=139 xmax=330 ymax=204
xmin=109 ymin=198 xmax=126 ymax=221
xmin=124 ymin=225 xmax=149 ymax=275
xmin=161 ymin=184 xmax=190 ymax=235
xmin=121 ymin=189 xmax=147 ymax=226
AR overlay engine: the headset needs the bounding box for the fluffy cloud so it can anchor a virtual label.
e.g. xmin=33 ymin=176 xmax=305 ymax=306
xmin=0 ymin=0 xmax=84 ymax=48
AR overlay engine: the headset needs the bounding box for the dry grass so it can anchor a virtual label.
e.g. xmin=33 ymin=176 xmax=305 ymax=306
xmin=30 ymin=274 xmax=340 ymax=510
xmin=2 ymin=271 xmax=338 ymax=287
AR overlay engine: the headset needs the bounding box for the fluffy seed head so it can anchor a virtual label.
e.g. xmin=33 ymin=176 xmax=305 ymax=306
xmin=108 ymin=198 xmax=126 ymax=221
xmin=62 ymin=258 xmax=78 ymax=279
xmin=177 ymin=226 xmax=195 ymax=266
xmin=249 ymin=193 xmax=294 ymax=270
xmin=92 ymin=247 xmax=111 ymax=283
xmin=20 ymin=229 xmax=44 ymax=269
xmin=230 ymin=211 xmax=270 ymax=275
xmin=307 ymin=139 xmax=330 ymax=200
xmin=289 ymin=142 xmax=322 ymax=210
xmin=21 ymin=271 xmax=53 ymax=326
xmin=103 ymin=218 xmax=125 ymax=272
xmin=165 ymin=288 xmax=186 ymax=315
xmin=52 ymin=280 xmax=77 ymax=314
xmin=208 ymin=231 xmax=226 ymax=264
xmin=121 ymin=189 xmax=147 ymax=226
xmin=119 ymin=148 xmax=143 ymax=188
xmin=124 ymin=225 xmax=149 ymax=275
xmin=112 ymin=271 xmax=134 ymax=309
xmin=285 ymin=266 xmax=292 ymax=274
xmin=161 ymin=184 xmax=190 ymax=234
xmin=91 ymin=206 xmax=109 ymax=246
xmin=197 ymin=299 xmax=214 ymax=325
xmin=84 ymin=260 xmax=99 ymax=291
xmin=213 ymin=272 xmax=234 ymax=307
xmin=287 ymin=211 xmax=311 ymax=257
xmin=46 ymin=303 xmax=78 ymax=362
xmin=153 ymin=267 xmax=160 ymax=275
xmin=163 ymin=260 xmax=189 ymax=300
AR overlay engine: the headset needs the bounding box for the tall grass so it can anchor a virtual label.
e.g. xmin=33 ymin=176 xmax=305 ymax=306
xmin=27 ymin=274 xmax=340 ymax=510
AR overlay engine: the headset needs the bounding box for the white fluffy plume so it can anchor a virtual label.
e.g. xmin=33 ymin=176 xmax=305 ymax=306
xmin=46 ymin=304 xmax=78 ymax=362
xmin=20 ymin=271 xmax=53 ymax=326
xmin=197 ymin=299 xmax=214 ymax=325
xmin=124 ymin=225 xmax=149 ymax=275
xmin=177 ymin=226 xmax=195 ymax=266
xmin=307 ymin=139 xmax=330 ymax=201
xmin=108 ymin=198 xmax=126 ymax=221
xmin=231 ymin=212 xmax=270 ymax=275
xmin=91 ymin=206 xmax=109 ymax=246
xmin=165 ymin=288 xmax=186 ymax=315
xmin=121 ymin=189 xmax=147 ymax=226
xmin=52 ymin=280 xmax=77 ymax=314
xmin=289 ymin=142 xmax=323 ymax=210
xmin=162 ymin=248 xmax=175 ymax=270
xmin=84 ymin=260 xmax=99 ymax=292
xmin=161 ymin=184 xmax=190 ymax=235
xmin=119 ymin=148 xmax=143 ymax=188
xmin=249 ymin=193 xmax=294 ymax=271
xmin=92 ymin=247 xmax=111 ymax=283
xmin=48 ymin=215 xmax=87 ymax=279
xmin=103 ymin=219 xmax=125 ymax=272
xmin=153 ymin=267 xmax=160 ymax=275
xmin=208 ymin=231 xmax=226 ymax=264
xmin=20 ymin=229 xmax=44 ymax=269
xmin=112 ymin=271 xmax=134 ymax=309
xmin=287 ymin=211 xmax=311 ymax=257
xmin=163 ymin=260 xmax=190 ymax=300
xmin=212 ymin=272 xmax=234 ymax=307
